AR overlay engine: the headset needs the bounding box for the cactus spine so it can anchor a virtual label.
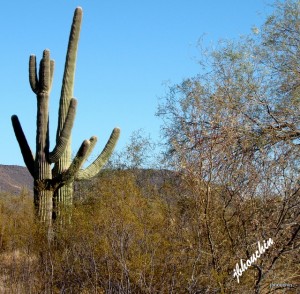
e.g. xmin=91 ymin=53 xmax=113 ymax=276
xmin=12 ymin=7 xmax=120 ymax=223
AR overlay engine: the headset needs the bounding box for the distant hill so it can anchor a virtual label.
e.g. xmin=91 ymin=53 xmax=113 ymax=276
xmin=0 ymin=165 xmax=33 ymax=195
xmin=0 ymin=165 xmax=179 ymax=197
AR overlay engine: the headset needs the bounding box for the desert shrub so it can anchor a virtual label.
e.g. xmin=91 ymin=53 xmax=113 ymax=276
xmin=0 ymin=171 xmax=298 ymax=293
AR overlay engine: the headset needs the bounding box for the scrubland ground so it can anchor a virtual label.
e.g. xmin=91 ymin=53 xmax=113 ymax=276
xmin=0 ymin=170 xmax=298 ymax=293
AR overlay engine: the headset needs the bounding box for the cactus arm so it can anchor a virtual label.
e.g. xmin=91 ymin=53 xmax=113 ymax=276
xmin=11 ymin=115 xmax=35 ymax=177
xmin=57 ymin=7 xmax=82 ymax=134
xmin=29 ymin=55 xmax=39 ymax=94
xmin=49 ymin=60 xmax=55 ymax=91
xmin=75 ymin=136 xmax=98 ymax=170
xmin=76 ymin=127 xmax=120 ymax=180
xmin=62 ymin=139 xmax=90 ymax=182
xmin=62 ymin=6 xmax=82 ymax=96
xmin=52 ymin=139 xmax=90 ymax=189
xmin=84 ymin=136 xmax=98 ymax=160
xmin=49 ymin=98 xmax=77 ymax=163
xmin=38 ymin=50 xmax=52 ymax=93
xmin=30 ymin=52 xmax=54 ymax=94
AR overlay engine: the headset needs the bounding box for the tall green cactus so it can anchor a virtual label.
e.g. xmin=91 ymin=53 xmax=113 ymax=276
xmin=12 ymin=7 xmax=120 ymax=223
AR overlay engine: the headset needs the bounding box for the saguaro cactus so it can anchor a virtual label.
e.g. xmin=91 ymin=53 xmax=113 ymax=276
xmin=12 ymin=7 xmax=120 ymax=223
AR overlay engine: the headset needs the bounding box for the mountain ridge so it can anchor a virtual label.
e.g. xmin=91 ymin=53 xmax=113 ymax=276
xmin=0 ymin=165 xmax=33 ymax=195
xmin=0 ymin=165 xmax=179 ymax=196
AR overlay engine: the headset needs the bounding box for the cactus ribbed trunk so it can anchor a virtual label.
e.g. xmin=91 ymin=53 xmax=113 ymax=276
xmin=36 ymin=191 xmax=52 ymax=224
xmin=34 ymin=92 xmax=53 ymax=224
xmin=52 ymin=180 xmax=73 ymax=222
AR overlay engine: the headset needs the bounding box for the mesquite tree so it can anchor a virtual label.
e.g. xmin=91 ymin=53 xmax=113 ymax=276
xmin=12 ymin=7 xmax=120 ymax=224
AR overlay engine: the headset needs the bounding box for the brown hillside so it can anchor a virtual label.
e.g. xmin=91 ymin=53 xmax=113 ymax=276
xmin=0 ymin=165 xmax=32 ymax=195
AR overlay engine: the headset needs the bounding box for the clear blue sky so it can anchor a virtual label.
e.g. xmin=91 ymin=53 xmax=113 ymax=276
xmin=0 ymin=0 xmax=274 ymax=166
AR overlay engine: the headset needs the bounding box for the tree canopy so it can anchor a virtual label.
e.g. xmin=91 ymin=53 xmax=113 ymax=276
xmin=158 ymin=0 xmax=300 ymax=199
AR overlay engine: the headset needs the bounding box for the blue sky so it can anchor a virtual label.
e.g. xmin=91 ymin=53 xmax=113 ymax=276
xmin=0 ymin=0 xmax=274 ymax=166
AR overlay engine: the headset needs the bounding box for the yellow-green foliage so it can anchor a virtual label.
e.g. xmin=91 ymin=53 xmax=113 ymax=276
xmin=0 ymin=172 xmax=298 ymax=293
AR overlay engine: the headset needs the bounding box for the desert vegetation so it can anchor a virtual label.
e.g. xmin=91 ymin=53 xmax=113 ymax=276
xmin=0 ymin=166 xmax=298 ymax=293
xmin=0 ymin=0 xmax=299 ymax=293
